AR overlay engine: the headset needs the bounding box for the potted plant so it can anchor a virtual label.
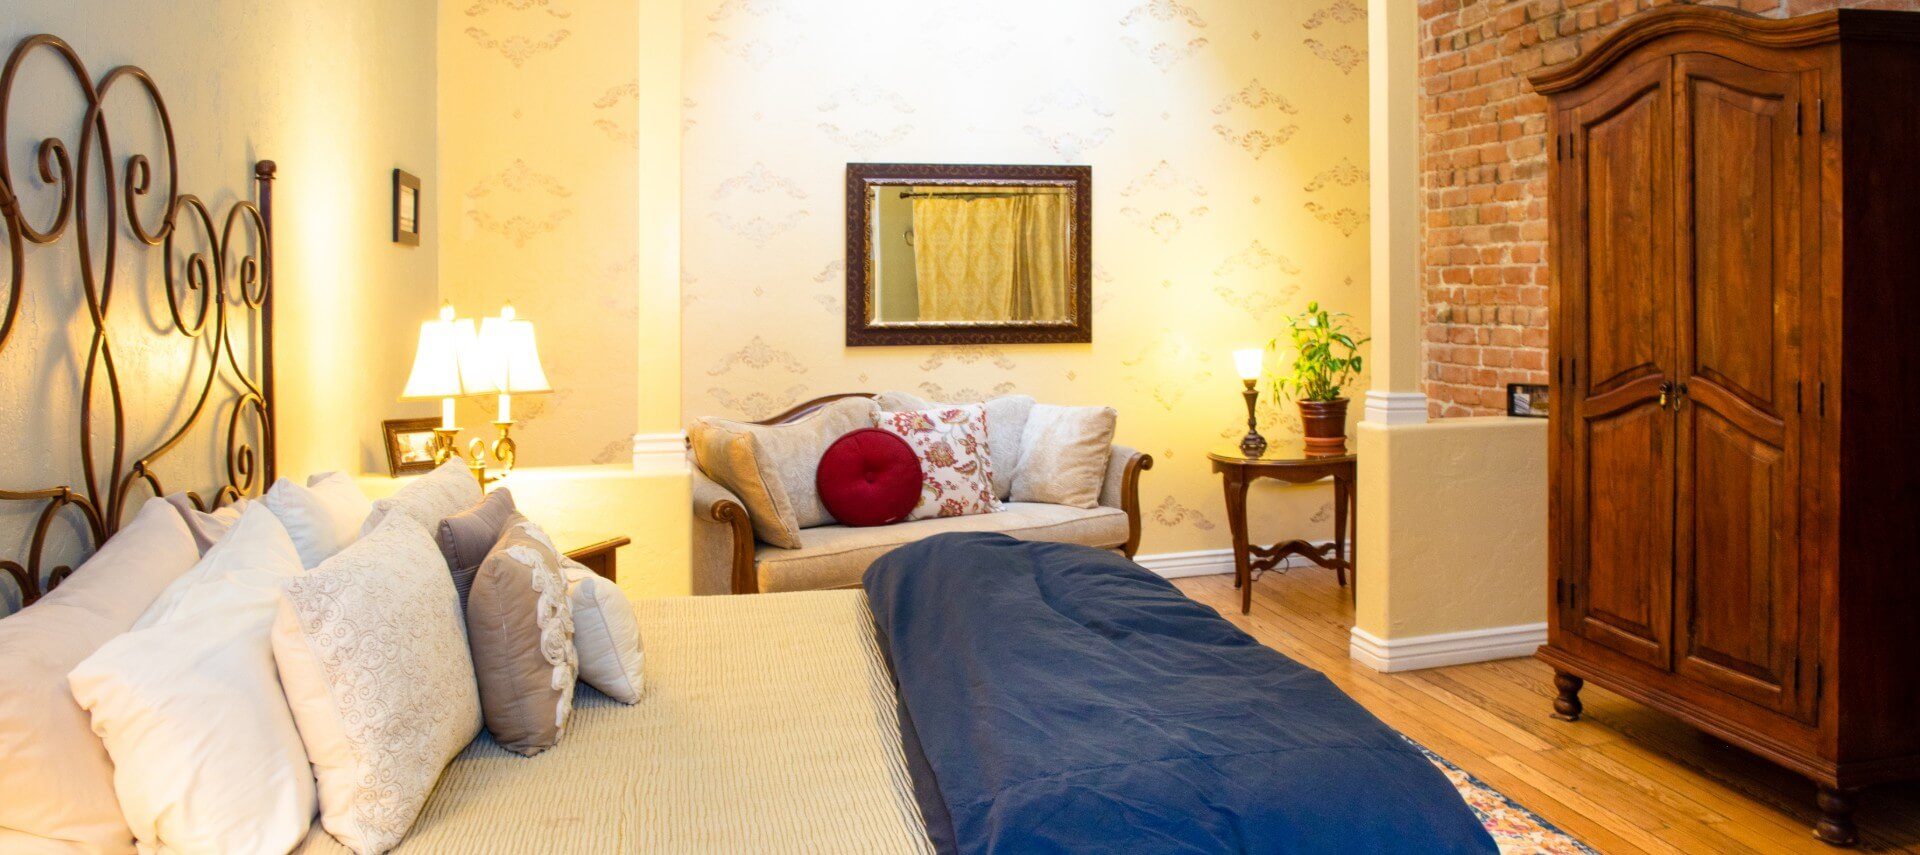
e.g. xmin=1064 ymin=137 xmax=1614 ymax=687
xmin=1270 ymin=301 xmax=1369 ymax=453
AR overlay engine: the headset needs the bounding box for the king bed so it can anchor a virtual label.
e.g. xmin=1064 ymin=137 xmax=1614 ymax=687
xmin=1 ymin=31 xmax=1532 ymax=855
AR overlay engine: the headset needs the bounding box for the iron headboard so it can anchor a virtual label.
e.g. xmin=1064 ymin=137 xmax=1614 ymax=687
xmin=0 ymin=33 xmax=276 ymax=608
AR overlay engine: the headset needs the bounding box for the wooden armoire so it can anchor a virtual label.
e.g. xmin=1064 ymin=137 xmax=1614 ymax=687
xmin=1534 ymin=7 xmax=1920 ymax=847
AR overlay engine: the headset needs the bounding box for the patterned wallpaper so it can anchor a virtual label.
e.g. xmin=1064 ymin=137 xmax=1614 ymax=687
xmin=681 ymin=0 xmax=1372 ymax=555
xmin=438 ymin=0 xmax=640 ymax=468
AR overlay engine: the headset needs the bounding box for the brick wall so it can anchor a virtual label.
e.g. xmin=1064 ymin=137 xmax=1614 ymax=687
xmin=1417 ymin=0 xmax=1920 ymax=418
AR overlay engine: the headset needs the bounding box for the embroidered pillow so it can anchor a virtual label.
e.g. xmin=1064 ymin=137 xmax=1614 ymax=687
xmin=878 ymin=405 xmax=999 ymax=520
xmin=272 ymin=514 xmax=481 ymax=855
xmin=467 ymin=514 xmax=578 ymax=756
xmin=874 ymin=392 xmax=1034 ymax=500
xmin=1010 ymin=403 xmax=1117 ymax=509
xmin=360 ymin=457 xmax=482 ymax=537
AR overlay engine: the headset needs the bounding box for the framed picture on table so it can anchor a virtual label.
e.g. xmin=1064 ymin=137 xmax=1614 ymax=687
xmin=382 ymin=417 xmax=441 ymax=476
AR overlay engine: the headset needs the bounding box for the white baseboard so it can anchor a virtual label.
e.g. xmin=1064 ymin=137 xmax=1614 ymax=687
xmin=631 ymin=431 xmax=689 ymax=475
xmin=1134 ymin=543 xmax=1334 ymax=580
xmin=1348 ymin=622 xmax=1546 ymax=673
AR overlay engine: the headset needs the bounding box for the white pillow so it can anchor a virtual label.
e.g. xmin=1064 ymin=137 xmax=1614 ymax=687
xmin=0 ymin=498 xmax=200 ymax=853
xmin=360 ymin=458 xmax=481 ymax=537
xmin=68 ymin=504 xmax=316 ymax=855
xmin=274 ymin=514 xmax=481 ymax=855
xmin=562 ymin=559 xmax=644 ymax=704
xmin=262 ymin=471 xmax=372 ymax=569
xmin=1010 ymin=403 xmax=1117 ymax=509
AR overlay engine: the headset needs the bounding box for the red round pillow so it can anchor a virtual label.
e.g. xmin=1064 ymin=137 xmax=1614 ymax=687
xmin=816 ymin=428 xmax=922 ymax=527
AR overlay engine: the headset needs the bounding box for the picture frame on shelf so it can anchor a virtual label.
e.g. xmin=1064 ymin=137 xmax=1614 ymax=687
xmin=1506 ymin=383 xmax=1549 ymax=418
xmin=382 ymin=416 xmax=441 ymax=476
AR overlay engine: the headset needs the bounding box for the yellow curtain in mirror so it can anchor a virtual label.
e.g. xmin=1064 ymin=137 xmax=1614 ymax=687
xmin=911 ymin=192 xmax=1068 ymax=322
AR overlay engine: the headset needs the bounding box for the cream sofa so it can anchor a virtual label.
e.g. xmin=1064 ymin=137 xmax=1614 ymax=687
xmin=689 ymin=393 xmax=1152 ymax=595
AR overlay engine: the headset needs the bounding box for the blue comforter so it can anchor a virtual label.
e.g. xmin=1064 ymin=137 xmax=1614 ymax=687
xmin=864 ymin=533 xmax=1497 ymax=854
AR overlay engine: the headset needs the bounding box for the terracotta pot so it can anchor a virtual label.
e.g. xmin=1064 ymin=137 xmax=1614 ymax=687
xmin=1298 ymin=398 xmax=1351 ymax=453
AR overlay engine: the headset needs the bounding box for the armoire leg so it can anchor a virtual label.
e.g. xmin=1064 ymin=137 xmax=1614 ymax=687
xmin=1813 ymin=785 xmax=1858 ymax=847
xmin=1551 ymin=670 xmax=1584 ymax=722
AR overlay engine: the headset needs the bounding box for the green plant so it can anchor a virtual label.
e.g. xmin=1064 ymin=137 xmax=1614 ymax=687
xmin=1269 ymin=301 xmax=1369 ymax=403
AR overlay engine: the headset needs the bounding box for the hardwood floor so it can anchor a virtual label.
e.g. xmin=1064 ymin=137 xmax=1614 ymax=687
xmin=1170 ymin=569 xmax=1920 ymax=854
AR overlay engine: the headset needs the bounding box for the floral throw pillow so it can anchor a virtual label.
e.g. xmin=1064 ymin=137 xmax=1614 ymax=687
xmin=878 ymin=405 xmax=1000 ymax=520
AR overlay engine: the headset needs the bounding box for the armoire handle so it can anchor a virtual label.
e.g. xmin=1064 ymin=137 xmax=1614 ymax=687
xmin=1658 ymin=380 xmax=1674 ymax=409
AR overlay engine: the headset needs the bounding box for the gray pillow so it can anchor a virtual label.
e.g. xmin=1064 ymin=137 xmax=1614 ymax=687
xmin=876 ymin=392 xmax=1034 ymax=500
xmin=688 ymin=397 xmax=879 ymax=548
xmin=436 ymin=488 xmax=517 ymax=612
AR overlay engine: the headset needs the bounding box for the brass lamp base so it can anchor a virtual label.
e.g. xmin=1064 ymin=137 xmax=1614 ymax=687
xmin=1239 ymin=381 xmax=1268 ymax=458
xmin=465 ymin=420 xmax=519 ymax=489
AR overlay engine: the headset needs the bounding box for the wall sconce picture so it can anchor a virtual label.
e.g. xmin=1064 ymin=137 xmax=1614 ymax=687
xmin=393 ymin=168 xmax=422 ymax=246
xmin=1507 ymin=383 xmax=1549 ymax=418
xmin=382 ymin=416 xmax=443 ymax=476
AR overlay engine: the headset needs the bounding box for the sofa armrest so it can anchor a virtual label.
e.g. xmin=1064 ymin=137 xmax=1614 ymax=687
xmin=691 ymin=469 xmax=758 ymax=595
xmin=1099 ymin=445 xmax=1154 ymax=558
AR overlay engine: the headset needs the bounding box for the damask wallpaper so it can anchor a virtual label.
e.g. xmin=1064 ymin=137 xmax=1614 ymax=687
xmin=438 ymin=0 xmax=641 ymax=468
xmin=681 ymin=0 xmax=1372 ymax=556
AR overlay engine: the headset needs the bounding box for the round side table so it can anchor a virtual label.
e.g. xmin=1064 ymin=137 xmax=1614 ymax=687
xmin=1207 ymin=442 xmax=1357 ymax=614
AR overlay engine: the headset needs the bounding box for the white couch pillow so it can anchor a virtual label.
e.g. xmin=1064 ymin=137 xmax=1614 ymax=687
xmin=360 ymin=458 xmax=481 ymax=538
xmin=562 ymin=559 xmax=644 ymax=704
xmin=1010 ymin=404 xmax=1117 ymax=509
xmin=262 ymin=471 xmax=372 ymax=569
xmin=68 ymin=503 xmax=316 ymax=855
xmin=0 ymin=498 xmax=199 ymax=853
xmin=274 ymin=514 xmax=481 ymax=855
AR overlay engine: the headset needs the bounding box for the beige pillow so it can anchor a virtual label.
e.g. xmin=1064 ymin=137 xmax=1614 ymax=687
xmin=689 ymin=396 xmax=879 ymax=548
xmin=563 ymin=559 xmax=645 ymax=704
xmin=1010 ymin=403 xmax=1117 ymax=509
xmin=360 ymin=458 xmax=481 ymax=537
xmin=0 ymin=498 xmax=199 ymax=853
xmin=467 ymin=515 xmax=577 ymax=756
xmin=875 ymin=392 xmax=1034 ymax=500
xmin=273 ymin=514 xmax=481 ymax=855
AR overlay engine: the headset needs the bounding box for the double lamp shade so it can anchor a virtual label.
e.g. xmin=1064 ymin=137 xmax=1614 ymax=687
xmin=402 ymin=304 xmax=551 ymax=401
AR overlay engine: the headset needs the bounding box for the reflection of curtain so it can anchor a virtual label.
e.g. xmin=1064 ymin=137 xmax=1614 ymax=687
xmin=1011 ymin=193 xmax=1068 ymax=322
xmin=910 ymin=193 xmax=1069 ymax=322
xmin=912 ymin=197 xmax=1016 ymax=321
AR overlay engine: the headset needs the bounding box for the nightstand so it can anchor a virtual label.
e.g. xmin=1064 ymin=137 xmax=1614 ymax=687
xmin=564 ymin=536 xmax=631 ymax=582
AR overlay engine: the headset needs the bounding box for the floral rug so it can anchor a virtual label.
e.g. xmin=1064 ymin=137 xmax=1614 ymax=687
xmin=1408 ymin=736 xmax=1600 ymax=854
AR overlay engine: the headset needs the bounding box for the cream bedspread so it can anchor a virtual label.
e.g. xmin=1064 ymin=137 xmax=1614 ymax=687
xmin=295 ymin=590 xmax=933 ymax=854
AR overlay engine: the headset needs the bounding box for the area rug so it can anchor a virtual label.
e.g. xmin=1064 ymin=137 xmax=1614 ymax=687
xmin=1408 ymin=736 xmax=1600 ymax=855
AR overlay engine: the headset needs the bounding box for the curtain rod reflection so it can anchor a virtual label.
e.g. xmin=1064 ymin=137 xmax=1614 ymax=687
xmin=898 ymin=188 xmax=1074 ymax=200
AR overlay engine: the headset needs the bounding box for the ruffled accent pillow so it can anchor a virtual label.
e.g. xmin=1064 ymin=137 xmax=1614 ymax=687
xmin=272 ymin=514 xmax=481 ymax=855
xmin=467 ymin=515 xmax=578 ymax=755
xmin=878 ymin=405 xmax=999 ymax=520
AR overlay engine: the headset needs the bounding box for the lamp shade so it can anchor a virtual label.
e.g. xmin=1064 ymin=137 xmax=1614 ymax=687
xmin=476 ymin=305 xmax=551 ymax=395
xmin=1232 ymin=348 xmax=1264 ymax=381
xmin=400 ymin=308 xmax=485 ymax=400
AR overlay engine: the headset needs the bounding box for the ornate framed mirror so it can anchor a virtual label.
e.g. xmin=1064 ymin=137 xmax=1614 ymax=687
xmin=845 ymin=163 xmax=1092 ymax=346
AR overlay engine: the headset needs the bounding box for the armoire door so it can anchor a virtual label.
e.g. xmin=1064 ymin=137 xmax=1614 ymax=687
xmin=1670 ymin=53 xmax=1812 ymax=718
xmin=1559 ymin=57 xmax=1677 ymax=669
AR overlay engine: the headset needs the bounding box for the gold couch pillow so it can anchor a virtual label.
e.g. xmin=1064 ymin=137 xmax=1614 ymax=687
xmin=1010 ymin=403 xmax=1117 ymax=509
xmin=689 ymin=396 xmax=879 ymax=548
xmin=466 ymin=514 xmax=578 ymax=757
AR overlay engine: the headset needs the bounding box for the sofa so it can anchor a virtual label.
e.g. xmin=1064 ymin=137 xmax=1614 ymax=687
xmin=690 ymin=393 xmax=1152 ymax=595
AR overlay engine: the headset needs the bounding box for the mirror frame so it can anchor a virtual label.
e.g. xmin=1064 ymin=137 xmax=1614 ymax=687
xmin=845 ymin=162 xmax=1093 ymax=346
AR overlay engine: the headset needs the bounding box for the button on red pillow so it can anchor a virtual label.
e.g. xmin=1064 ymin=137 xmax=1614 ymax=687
xmin=816 ymin=428 xmax=922 ymax=527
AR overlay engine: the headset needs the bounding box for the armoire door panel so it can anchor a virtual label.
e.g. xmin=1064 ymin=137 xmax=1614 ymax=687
xmin=1671 ymin=53 xmax=1806 ymax=717
xmin=1560 ymin=58 xmax=1676 ymax=669
xmin=1575 ymin=401 xmax=1673 ymax=665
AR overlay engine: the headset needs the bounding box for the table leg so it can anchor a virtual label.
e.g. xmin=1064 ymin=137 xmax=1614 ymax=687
xmin=1222 ymin=469 xmax=1253 ymax=614
xmin=1332 ymin=475 xmax=1349 ymax=588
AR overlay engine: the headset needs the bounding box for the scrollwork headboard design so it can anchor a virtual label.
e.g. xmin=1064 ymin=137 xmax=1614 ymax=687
xmin=0 ymin=34 xmax=276 ymax=609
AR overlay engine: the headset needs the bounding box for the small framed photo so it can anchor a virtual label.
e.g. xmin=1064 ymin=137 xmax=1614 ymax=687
xmin=392 ymin=168 xmax=421 ymax=246
xmin=382 ymin=417 xmax=441 ymax=476
xmin=1507 ymin=383 xmax=1550 ymax=418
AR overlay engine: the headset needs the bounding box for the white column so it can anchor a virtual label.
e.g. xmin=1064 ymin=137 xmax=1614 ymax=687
xmin=634 ymin=0 xmax=688 ymax=475
xmin=1363 ymin=0 xmax=1427 ymax=426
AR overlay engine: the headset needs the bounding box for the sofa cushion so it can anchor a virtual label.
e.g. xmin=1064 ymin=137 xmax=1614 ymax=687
xmin=876 ymin=392 xmax=1033 ymax=500
xmin=753 ymin=502 xmax=1128 ymax=593
xmin=816 ymin=428 xmax=921 ymax=527
xmin=690 ymin=397 xmax=880 ymax=549
xmin=1011 ymin=403 xmax=1117 ymax=509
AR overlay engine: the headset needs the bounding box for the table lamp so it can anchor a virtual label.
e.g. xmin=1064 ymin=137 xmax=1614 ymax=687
xmin=466 ymin=303 xmax=552 ymax=485
xmin=1233 ymin=348 xmax=1268 ymax=457
xmin=401 ymin=304 xmax=484 ymax=464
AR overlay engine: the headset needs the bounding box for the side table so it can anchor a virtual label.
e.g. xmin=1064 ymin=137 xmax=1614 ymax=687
xmin=1208 ymin=443 xmax=1357 ymax=614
